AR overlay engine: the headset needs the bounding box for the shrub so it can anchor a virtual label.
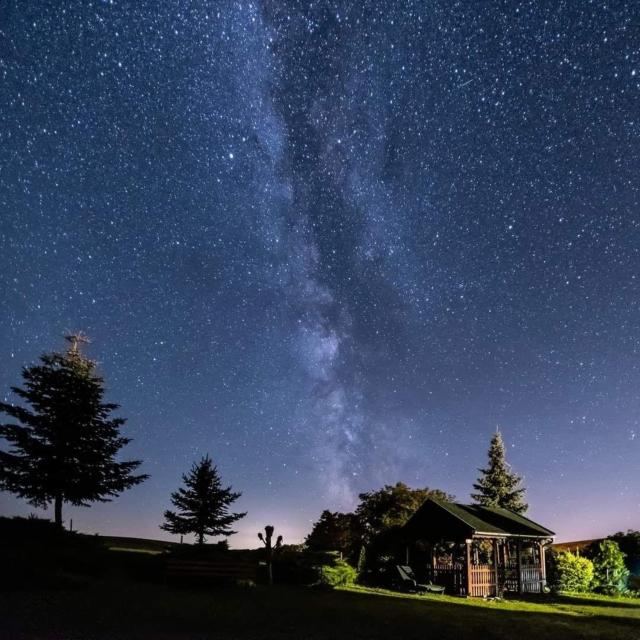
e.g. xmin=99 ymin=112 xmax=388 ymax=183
xmin=554 ymin=551 xmax=594 ymax=593
xmin=316 ymin=559 xmax=357 ymax=588
xmin=592 ymin=540 xmax=630 ymax=595
xmin=272 ymin=548 xmax=337 ymax=585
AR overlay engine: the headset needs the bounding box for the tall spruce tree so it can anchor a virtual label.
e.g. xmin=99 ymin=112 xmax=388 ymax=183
xmin=471 ymin=430 xmax=528 ymax=513
xmin=161 ymin=455 xmax=246 ymax=545
xmin=0 ymin=334 xmax=148 ymax=528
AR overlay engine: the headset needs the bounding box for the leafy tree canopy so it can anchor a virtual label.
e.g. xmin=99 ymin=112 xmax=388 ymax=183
xmin=305 ymin=510 xmax=360 ymax=557
xmin=608 ymin=530 xmax=640 ymax=565
xmin=356 ymin=482 xmax=454 ymax=539
xmin=305 ymin=482 xmax=453 ymax=564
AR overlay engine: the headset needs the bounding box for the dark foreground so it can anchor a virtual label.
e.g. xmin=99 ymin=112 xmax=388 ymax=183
xmin=3 ymin=576 xmax=640 ymax=640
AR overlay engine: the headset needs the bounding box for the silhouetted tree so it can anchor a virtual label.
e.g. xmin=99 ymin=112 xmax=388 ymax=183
xmin=356 ymin=482 xmax=454 ymax=541
xmin=161 ymin=455 xmax=246 ymax=545
xmin=305 ymin=483 xmax=453 ymax=568
xmin=0 ymin=334 xmax=147 ymax=528
xmin=305 ymin=510 xmax=360 ymax=558
xmin=471 ymin=430 xmax=528 ymax=513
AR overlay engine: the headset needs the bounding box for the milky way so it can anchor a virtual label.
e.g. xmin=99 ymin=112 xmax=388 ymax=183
xmin=1 ymin=1 xmax=639 ymax=546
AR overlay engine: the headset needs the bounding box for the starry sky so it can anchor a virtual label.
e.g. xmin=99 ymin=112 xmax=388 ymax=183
xmin=1 ymin=1 xmax=639 ymax=547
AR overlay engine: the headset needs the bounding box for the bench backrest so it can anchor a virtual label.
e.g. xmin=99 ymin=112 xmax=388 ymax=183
xmin=166 ymin=558 xmax=258 ymax=581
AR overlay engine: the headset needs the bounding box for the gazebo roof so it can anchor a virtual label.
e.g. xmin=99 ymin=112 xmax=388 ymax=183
xmin=404 ymin=498 xmax=555 ymax=540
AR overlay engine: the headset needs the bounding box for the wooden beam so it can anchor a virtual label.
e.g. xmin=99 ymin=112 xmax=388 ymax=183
xmin=540 ymin=541 xmax=546 ymax=590
xmin=493 ymin=538 xmax=500 ymax=597
xmin=465 ymin=539 xmax=472 ymax=597
xmin=517 ymin=539 xmax=523 ymax=594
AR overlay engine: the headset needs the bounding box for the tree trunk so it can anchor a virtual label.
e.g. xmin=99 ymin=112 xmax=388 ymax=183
xmin=197 ymin=531 xmax=204 ymax=545
xmin=54 ymin=494 xmax=63 ymax=529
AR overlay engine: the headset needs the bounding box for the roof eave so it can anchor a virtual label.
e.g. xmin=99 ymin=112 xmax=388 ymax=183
xmin=473 ymin=531 xmax=555 ymax=539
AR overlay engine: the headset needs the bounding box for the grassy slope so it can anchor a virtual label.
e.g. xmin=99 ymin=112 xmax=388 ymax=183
xmin=3 ymin=572 xmax=640 ymax=640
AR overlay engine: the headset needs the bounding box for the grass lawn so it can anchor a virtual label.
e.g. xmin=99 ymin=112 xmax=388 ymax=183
xmin=3 ymin=571 xmax=640 ymax=639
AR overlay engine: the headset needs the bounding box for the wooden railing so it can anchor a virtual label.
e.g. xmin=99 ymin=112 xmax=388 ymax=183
xmin=426 ymin=563 xmax=465 ymax=595
xmin=520 ymin=566 xmax=544 ymax=592
xmin=501 ymin=562 xmax=544 ymax=593
xmin=426 ymin=562 xmax=545 ymax=597
xmin=469 ymin=564 xmax=495 ymax=597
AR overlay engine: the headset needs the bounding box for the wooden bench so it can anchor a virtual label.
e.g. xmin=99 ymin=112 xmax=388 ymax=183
xmin=165 ymin=557 xmax=258 ymax=584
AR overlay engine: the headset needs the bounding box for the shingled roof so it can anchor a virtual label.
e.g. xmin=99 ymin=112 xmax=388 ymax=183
xmin=404 ymin=498 xmax=554 ymax=540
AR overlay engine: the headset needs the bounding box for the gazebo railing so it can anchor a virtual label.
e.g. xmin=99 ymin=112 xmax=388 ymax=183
xmin=426 ymin=563 xmax=465 ymax=594
xmin=425 ymin=561 xmax=545 ymax=596
xmin=501 ymin=561 xmax=544 ymax=593
xmin=469 ymin=564 xmax=496 ymax=597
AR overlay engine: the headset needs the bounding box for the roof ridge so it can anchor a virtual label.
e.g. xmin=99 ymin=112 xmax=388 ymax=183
xmin=481 ymin=504 xmax=555 ymax=534
xmin=419 ymin=497 xmax=554 ymax=537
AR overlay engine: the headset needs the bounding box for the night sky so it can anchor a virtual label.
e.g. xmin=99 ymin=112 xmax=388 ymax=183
xmin=1 ymin=1 xmax=639 ymax=547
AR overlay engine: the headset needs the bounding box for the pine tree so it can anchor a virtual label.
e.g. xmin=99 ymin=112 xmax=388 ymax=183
xmin=161 ymin=455 xmax=246 ymax=545
xmin=471 ymin=430 xmax=528 ymax=514
xmin=0 ymin=334 xmax=148 ymax=528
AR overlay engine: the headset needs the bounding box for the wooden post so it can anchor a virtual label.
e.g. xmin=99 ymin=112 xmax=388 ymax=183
xmin=465 ymin=539 xmax=472 ymax=597
xmin=540 ymin=541 xmax=546 ymax=591
xmin=517 ymin=539 xmax=523 ymax=594
xmin=493 ymin=538 xmax=500 ymax=597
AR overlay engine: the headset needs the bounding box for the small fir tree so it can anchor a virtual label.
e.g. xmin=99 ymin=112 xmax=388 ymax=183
xmin=593 ymin=540 xmax=629 ymax=594
xmin=0 ymin=334 xmax=147 ymax=528
xmin=161 ymin=455 xmax=246 ymax=545
xmin=471 ymin=430 xmax=528 ymax=514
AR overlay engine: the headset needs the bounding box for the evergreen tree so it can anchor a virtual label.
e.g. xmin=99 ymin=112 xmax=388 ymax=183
xmin=593 ymin=540 xmax=629 ymax=594
xmin=0 ymin=334 xmax=147 ymax=528
xmin=471 ymin=430 xmax=528 ymax=513
xmin=161 ymin=455 xmax=246 ymax=545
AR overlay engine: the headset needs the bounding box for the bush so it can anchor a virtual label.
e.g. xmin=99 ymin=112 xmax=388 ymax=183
xmin=316 ymin=559 xmax=357 ymax=587
xmin=553 ymin=551 xmax=594 ymax=593
xmin=592 ymin=540 xmax=630 ymax=595
xmin=272 ymin=548 xmax=336 ymax=585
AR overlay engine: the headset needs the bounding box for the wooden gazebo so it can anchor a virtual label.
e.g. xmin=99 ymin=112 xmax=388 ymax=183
xmin=403 ymin=498 xmax=554 ymax=597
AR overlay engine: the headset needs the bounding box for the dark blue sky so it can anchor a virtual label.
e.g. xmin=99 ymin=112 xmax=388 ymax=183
xmin=1 ymin=1 xmax=639 ymax=546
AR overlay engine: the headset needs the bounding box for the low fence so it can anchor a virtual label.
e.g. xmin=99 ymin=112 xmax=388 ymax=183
xmin=426 ymin=563 xmax=466 ymax=595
